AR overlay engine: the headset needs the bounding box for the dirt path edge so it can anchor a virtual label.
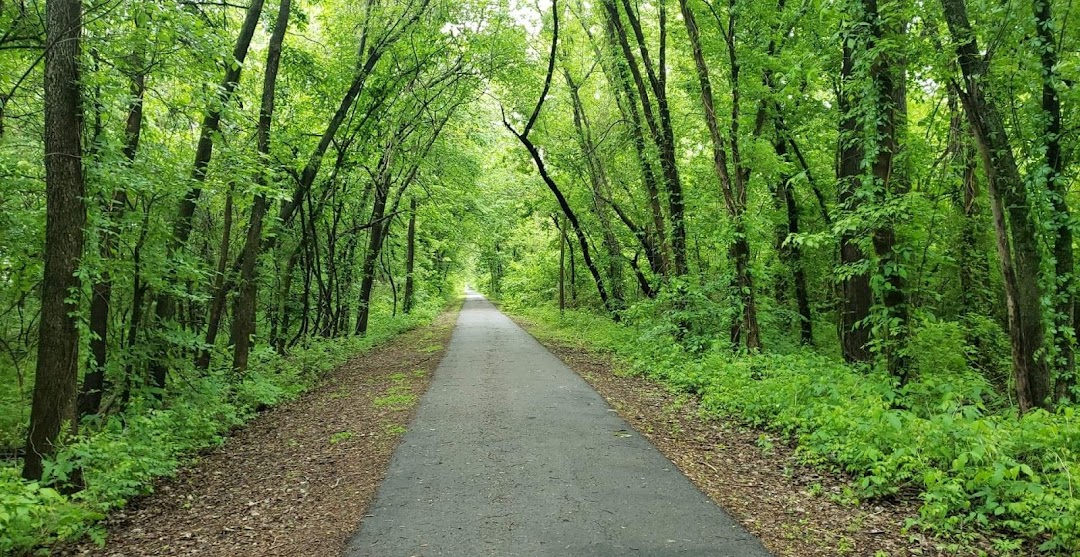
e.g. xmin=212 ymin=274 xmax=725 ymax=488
xmin=67 ymin=302 xmax=462 ymax=557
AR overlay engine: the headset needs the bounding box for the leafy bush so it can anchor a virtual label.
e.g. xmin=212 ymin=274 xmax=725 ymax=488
xmin=515 ymin=305 xmax=1080 ymax=554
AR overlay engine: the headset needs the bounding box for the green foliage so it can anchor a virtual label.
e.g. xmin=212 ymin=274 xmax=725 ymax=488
xmin=515 ymin=304 xmax=1080 ymax=553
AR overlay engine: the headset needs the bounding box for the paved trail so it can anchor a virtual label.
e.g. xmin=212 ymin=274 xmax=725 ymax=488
xmin=346 ymin=292 xmax=772 ymax=556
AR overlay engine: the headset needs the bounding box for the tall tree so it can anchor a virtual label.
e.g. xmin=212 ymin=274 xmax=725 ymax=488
xmin=563 ymin=66 xmax=625 ymax=308
xmin=836 ymin=1 xmax=872 ymax=363
xmin=502 ymin=0 xmax=618 ymax=318
xmin=679 ymin=0 xmax=762 ymax=349
xmin=940 ymin=0 xmax=1051 ymax=412
xmin=149 ymin=0 xmax=265 ymax=390
xmin=24 ymin=0 xmax=86 ymax=481
xmin=865 ymin=0 xmax=909 ymax=374
xmin=231 ymin=0 xmax=291 ymax=373
xmin=1032 ymin=0 xmax=1074 ymax=400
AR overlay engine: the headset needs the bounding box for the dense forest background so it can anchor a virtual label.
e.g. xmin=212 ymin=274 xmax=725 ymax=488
xmin=1 ymin=0 xmax=1079 ymax=553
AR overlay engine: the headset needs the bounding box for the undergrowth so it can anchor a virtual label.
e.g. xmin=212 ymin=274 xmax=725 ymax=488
xmin=510 ymin=303 xmax=1080 ymax=555
xmin=0 ymin=300 xmax=446 ymax=555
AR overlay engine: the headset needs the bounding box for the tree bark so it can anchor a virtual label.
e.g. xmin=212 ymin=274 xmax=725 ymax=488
xmin=24 ymin=0 xmax=85 ymax=481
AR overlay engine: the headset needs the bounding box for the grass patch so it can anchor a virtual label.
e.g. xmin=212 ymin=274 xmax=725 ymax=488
xmin=373 ymin=389 xmax=415 ymax=411
xmin=383 ymin=423 xmax=407 ymax=436
xmin=329 ymin=431 xmax=354 ymax=445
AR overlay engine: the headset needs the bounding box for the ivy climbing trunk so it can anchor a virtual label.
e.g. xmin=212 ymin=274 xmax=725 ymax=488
xmin=1033 ymin=0 xmax=1074 ymax=400
xmin=864 ymin=0 xmax=908 ymax=375
xmin=837 ymin=22 xmax=872 ymax=363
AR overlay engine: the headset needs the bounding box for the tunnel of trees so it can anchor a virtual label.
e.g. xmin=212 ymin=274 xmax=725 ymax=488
xmin=1 ymin=0 xmax=1079 ymax=552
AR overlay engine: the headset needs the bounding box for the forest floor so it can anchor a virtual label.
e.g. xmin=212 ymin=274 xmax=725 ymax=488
xmin=62 ymin=306 xmax=460 ymax=557
xmin=511 ymin=313 xmax=981 ymax=557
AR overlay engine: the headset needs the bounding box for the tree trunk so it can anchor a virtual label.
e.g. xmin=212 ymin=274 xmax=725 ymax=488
xmin=118 ymin=207 xmax=151 ymax=410
xmin=24 ymin=0 xmax=85 ymax=481
xmin=196 ymin=184 xmax=234 ymax=370
xmin=355 ymin=149 xmax=393 ymax=335
xmin=1032 ymin=0 xmax=1074 ymax=401
xmin=564 ymin=69 xmax=625 ymax=308
xmin=837 ymin=28 xmax=873 ymax=363
xmin=772 ymin=137 xmax=813 ymax=344
xmin=947 ymin=93 xmax=992 ymax=316
xmin=558 ymin=215 xmax=566 ymax=311
xmin=78 ymin=63 xmax=145 ymax=417
xmin=864 ymin=0 xmax=908 ymax=375
xmin=503 ymin=0 xmax=615 ymax=317
xmin=595 ymin=17 xmax=668 ymax=278
xmin=612 ymin=0 xmax=687 ymax=276
xmin=403 ymin=198 xmax=417 ymax=313
xmin=600 ymin=0 xmax=673 ymax=276
xmin=941 ymin=0 xmax=1051 ymax=412
xmin=679 ymin=0 xmax=761 ymax=349
xmin=231 ymin=0 xmax=290 ymax=373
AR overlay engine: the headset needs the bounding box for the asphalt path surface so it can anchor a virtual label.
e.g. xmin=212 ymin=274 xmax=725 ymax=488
xmin=345 ymin=291 xmax=772 ymax=556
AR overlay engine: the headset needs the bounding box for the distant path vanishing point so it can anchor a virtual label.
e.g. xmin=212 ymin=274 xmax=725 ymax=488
xmin=345 ymin=291 xmax=773 ymax=556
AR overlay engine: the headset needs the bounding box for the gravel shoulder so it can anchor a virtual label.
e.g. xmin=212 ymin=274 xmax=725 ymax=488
xmin=68 ymin=306 xmax=460 ymax=557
